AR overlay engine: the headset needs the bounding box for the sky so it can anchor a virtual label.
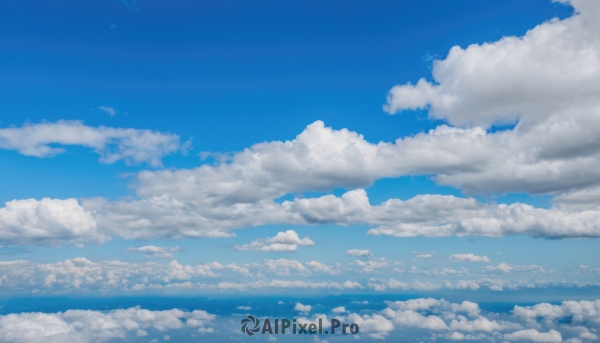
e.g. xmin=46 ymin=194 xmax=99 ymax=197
xmin=1 ymin=0 xmax=600 ymax=342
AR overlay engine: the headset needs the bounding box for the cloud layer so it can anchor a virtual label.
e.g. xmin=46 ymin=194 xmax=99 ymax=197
xmin=0 ymin=307 xmax=214 ymax=343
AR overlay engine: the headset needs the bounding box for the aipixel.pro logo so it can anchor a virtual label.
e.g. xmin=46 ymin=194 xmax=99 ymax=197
xmin=241 ymin=315 xmax=359 ymax=336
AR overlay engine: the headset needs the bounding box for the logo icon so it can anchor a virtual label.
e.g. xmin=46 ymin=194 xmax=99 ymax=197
xmin=241 ymin=315 xmax=261 ymax=336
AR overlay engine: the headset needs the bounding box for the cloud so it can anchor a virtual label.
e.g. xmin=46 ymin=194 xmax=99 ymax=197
xmin=0 ymin=198 xmax=106 ymax=246
xmin=367 ymin=278 xmax=441 ymax=292
xmin=0 ymin=121 xmax=189 ymax=167
xmin=345 ymin=313 xmax=395 ymax=339
xmin=332 ymin=306 xmax=346 ymax=313
xmin=97 ymin=184 xmax=600 ymax=244
xmin=381 ymin=0 xmax=600 ymax=197
xmin=0 ymin=307 xmax=214 ymax=343
xmin=98 ymin=106 xmax=116 ymax=116
xmin=306 ymin=261 xmax=341 ymax=275
xmin=126 ymin=245 xmax=182 ymax=259
xmin=236 ymin=306 xmax=251 ymax=311
xmin=416 ymin=254 xmax=433 ymax=259
xmin=5 ymin=188 xmax=600 ymax=247
xmin=234 ymin=230 xmax=314 ymax=252
xmin=0 ymin=257 xmax=225 ymax=294
xmin=504 ymin=329 xmax=562 ymax=343
xmin=217 ymin=280 xmax=363 ymax=291
xmin=346 ymin=249 xmax=372 ymax=258
xmin=263 ymin=259 xmax=308 ymax=276
xmin=482 ymin=263 xmax=551 ymax=274
xmin=354 ymin=258 xmax=388 ymax=273
xmin=455 ymin=280 xmax=480 ymax=291
xmin=449 ymin=254 xmax=490 ymax=263
xmin=0 ymin=256 xmax=592 ymax=296
xmin=294 ymin=302 xmax=312 ymax=312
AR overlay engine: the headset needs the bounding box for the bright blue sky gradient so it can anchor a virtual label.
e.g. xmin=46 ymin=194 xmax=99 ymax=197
xmin=1 ymin=1 xmax=600 ymax=342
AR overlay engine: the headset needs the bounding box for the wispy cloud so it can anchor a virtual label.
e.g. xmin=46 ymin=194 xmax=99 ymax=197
xmin=449 ymin=254 xmax=490 ymax=263
xmin=0 ymin=120 xmax=190 ymax=167
xmin=118 ymin=0 xmax=138 ymax=11
xmin=99 ymin=106 xmax=117 ymax=116
xmin=126 ymin=245 xmax=182 ymax=259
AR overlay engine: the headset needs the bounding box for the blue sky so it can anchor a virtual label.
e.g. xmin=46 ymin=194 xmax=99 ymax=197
xmin=1 ymin=0 xmax=600 ymax=342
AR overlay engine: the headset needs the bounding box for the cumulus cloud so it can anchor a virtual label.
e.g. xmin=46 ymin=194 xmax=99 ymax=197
xmin=449 ymin=254 xmax=490 ymax=263
xmin=234 ymin=230 xmax=314 ymax=252
xmin=0 ymin=198 xmax=106 ymax=246
xmin=382 ymin=0 xmax=600 ymax=196
xmin=294 ymin=302 xmax=312 ymax=313
xmin=0 ymin=307 xmax=214 ymax=343
xmin=504 ymin=329 xmax=562 ymax=343
xmin=0 ymin=121 xmax=189 ymax=167
xmin=346 ymin=249 xmax=372 ymax=258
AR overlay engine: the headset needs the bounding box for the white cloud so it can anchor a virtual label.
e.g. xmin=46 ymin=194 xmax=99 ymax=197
xmin=94 ymin=189 xmax=600 ymax=242
xmin=512 ymin=299 xmax=600 ymax=325
xmin=9 ymin=122 xmax=600 ymax=245
xmin=236 ymin=306 xmax=251 ymax=311
xmin=263 ymin=259 xmax=308 ymax=276
xmin=354 ymin=258 xmax=388 ymax=273
xmin=346 ymin=249 xmax=372 ymax=258
xmin=99 ymin=106 xmax=117 ymax=116
xmin=416 ymin=254 xmax=433 ymax=259
xmin=306 ymin=261 xmax=341 ymax=275
xmin=236 ymin=280 xmax=362 ymax=291
xmin=450 ymin=254 xmax=490 ymax=263
xmin=234 ymin=230 xmax=314 ymax=252
xmin=382 ymin=0 xmax=600 ymax=196
xmin=504 ymin=329 xmax=562 ymax=343
xmin=0 ymin=198 xmax=106 ymax=246
xmin=294 ymin=302 xmax=312 ymax=312
xmin=482 ymin=263 xmax=551 ymax=274
xmin=0 ymin=120 xmax=189 ymax=167
xmin=0 ymin=257 xmax=226 ymax=294
xmin=456 ymin=280 xmax=480 ymax=291
xmin=346 ymin=313 xmax=395 ymax=339
xmin=126 ymin=245 xmax=182 ymax=259
xmin=225 ymin=263 xmax=252 ymax=277
xmin=332 ymin=306 xmax=346 ymax=313
xmin=367 ymin=278 xmax=441 ymax=292
xmin=0 ymin=307 xmax=215 ymax=343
